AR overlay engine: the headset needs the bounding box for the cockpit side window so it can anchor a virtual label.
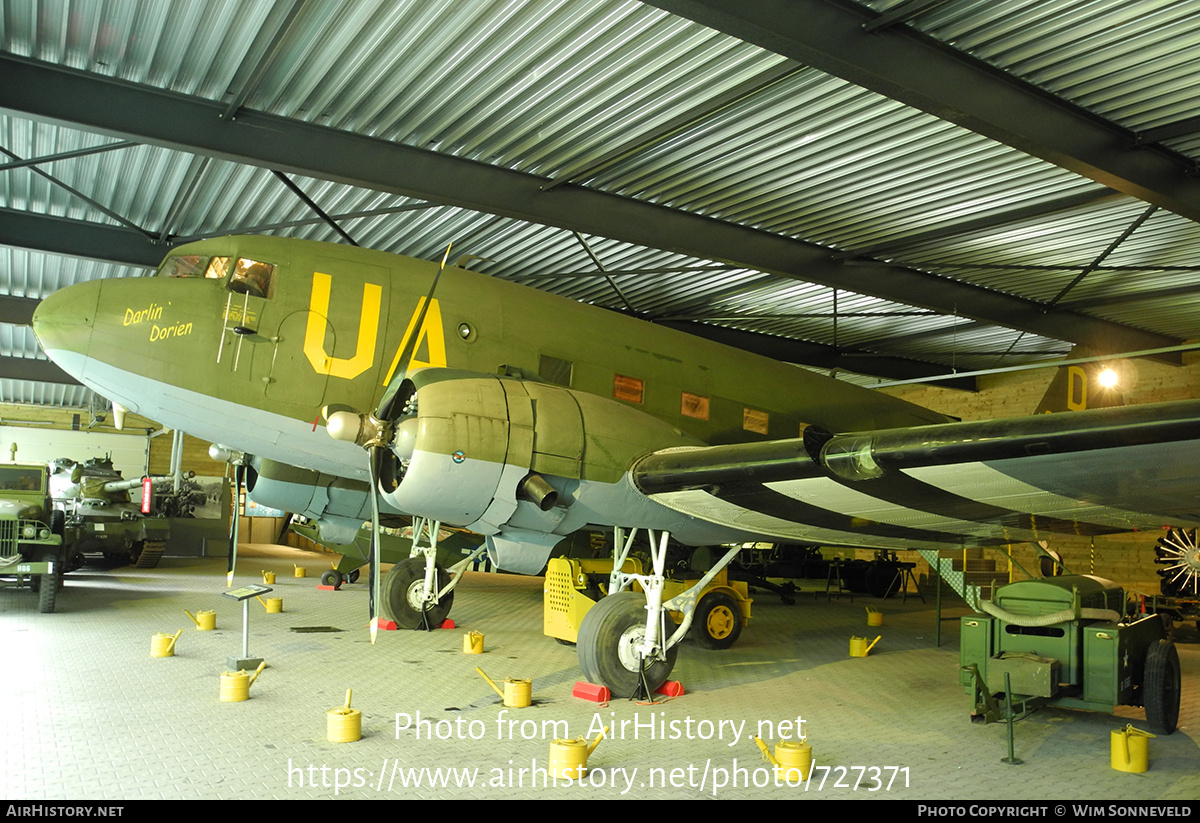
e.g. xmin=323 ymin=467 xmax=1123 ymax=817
xmin=228 ymin=257 xmax=276 ymax=299
xmin=205 ymin=257 xmax=232 ymax=280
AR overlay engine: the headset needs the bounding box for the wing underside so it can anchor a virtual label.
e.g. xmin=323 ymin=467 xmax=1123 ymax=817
xmin=634 ymin=401 xmax=1200 ymax=550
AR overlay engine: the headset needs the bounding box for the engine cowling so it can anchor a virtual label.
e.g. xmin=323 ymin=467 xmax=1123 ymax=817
xmin=378 ymin=369 xmax=702 ymax=538
xmin=244 ymin=458 xmax=374 ymax=543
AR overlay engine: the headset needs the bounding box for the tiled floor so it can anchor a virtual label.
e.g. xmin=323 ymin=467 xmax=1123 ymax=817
xmin=3 ymin=544 xmax=1196 ymax=800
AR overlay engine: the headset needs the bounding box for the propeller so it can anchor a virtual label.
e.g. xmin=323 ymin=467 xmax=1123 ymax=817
xmin=227 ymin=463 xmax=245 ymax=587
xmin=328 ymin=243 xmax=452 ymax=643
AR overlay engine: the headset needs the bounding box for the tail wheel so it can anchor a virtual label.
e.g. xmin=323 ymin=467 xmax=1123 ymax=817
xmin=382 ymin=557 xmax=453 ymax=630
xmin=694 ymin=592 xmax=742 ymax=650
xmin=1144 ymin=639 xmax=1180 ymax=735
xmin=578 ymin=591 xmax=678 ymax=698
xmin=1155 ymin=528 xmax=1199 ymax=597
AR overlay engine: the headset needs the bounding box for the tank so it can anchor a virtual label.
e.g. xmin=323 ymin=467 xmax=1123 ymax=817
xmin=50 ymin=457 xmax=173 ymax=568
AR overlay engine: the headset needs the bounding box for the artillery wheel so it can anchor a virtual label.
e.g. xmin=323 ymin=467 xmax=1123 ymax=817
xmin=382 ymin=557 xmax=453 ymax=630
xmin=320 ymin=569 xmax=343 ymax=589
xmin=694 ymin=592 xmax=742 ymax=650
xmin=865 ymin=561 xmax=901 ymax=599
xmin=1156 ymin=527 xmax=1199 ymax=597
xmin=1144 ymin=639 xmax=1180 ymax=735
xmin=578 ymin=591 xmax=677 ymax=698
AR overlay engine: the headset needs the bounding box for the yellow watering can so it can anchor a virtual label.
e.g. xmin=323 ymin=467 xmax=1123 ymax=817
xmin=261 ymin=570 xmax=276 ymax=584
xmin=293 ymin=564 xmax=307 ymax=578
xmin=476 ymin=667 xmax=531 ymax=708
xmin=1111 ymin=724 xmax=1155 ymax=773
xmin=463 ymin=631 xmax=484 ymax=654
xmin=550 ymin=727 xmax=608 ymax=779
xmin=220 ymin=662 xmax=267 ymax=702
xmin=256 ymin=595 xmax=283 ymax=613
xmin=150 ymin=630 xmax=183 ymax=658
xmin=754 ymin=736 xmax=812 ymax=783
xmin=327 ymin=689 xmax=362 ymax=743
xmin=185 ymin=609 xmax=216 ymax=630
xmin=849 ymin=635 xmax=881 ymax=657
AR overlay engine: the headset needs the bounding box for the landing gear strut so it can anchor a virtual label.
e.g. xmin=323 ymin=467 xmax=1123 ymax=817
xmin=380 ymin=516 xmax=486 ymax=630
xmin=576 ymin=528 xmax=742 ymax=698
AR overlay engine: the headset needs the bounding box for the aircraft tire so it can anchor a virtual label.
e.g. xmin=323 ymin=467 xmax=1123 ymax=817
xmin=320 ymin=569 xmax=343 ymax=589
xmin=347 ymin=568 xmax=361 ymax=584
xmin=694 ymin=592 xmax=742 ymax=650
xmin=577 ymin=591 xmax=677 ymax=698
xmin=1144 ymin=639 xmax=1180 ymax=735
xmin=382 ymin=557 xmax=453 ymax=630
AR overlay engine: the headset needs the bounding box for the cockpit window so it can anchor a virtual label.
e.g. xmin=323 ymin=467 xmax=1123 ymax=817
xmin=160 ymin=255 xmax=209 ymax=278
xmin=228 ymin=257 xmax=275 ymax=299
xmin=159 ymin=254 xmax=232 ymax=279
xmin=205 ymin=257 xmax=231 ymax=279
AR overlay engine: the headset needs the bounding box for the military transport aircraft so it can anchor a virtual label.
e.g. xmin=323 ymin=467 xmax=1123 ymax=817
xmin=31 ymin=234 xmax=1200 ymax=697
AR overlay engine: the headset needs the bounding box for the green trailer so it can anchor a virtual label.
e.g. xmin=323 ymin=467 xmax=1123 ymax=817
xmin=960 ymin=575 xmax=1180 ymax=734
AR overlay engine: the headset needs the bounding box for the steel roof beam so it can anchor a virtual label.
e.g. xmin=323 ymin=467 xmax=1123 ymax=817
xmin=0 ymin=207 xmax=165 ymax=267
xmin=0 ymin=355 xmax=81 ymax=385
xmin=640 ymin=0 xmax=1200 ymax=222
xmin=0 ymin=54 xmax=1179 ymax=358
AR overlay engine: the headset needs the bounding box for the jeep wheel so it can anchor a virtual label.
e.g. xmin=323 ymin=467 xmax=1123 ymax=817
xmin=38 ymin=569 xmax=59 ymax=613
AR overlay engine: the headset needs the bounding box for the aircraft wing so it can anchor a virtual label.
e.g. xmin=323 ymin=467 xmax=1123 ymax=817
xmin=632 ymin=400 xmax=1200 ymax=551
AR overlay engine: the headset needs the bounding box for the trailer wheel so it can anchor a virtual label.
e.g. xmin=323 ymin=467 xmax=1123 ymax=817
xmin=1144 ymin=639 xmax=1180 ymax=735
xmin=694 ymin=592 xmax=742 ymax=650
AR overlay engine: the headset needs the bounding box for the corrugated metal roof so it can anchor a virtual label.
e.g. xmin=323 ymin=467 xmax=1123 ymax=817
xmin=0 ymin=0 xmax=1195 ymax=407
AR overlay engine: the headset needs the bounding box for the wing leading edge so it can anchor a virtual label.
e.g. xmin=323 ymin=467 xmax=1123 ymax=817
xmin=633 ymin=401 xmax=1200 ymax=550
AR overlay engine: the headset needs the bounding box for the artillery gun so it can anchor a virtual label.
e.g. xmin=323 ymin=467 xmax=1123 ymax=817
xmin=50 ymin=457 xmax=184 ymax=569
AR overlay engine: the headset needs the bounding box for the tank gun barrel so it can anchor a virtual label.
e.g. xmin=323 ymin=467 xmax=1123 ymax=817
xmin=101 ymin=472 xmax=192 ymax=493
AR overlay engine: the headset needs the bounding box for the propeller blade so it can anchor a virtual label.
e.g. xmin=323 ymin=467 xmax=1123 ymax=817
xmin=377 ymin=242 xmax=452 ymax=420
xmin=226 ymin=464 xmax=244 ymax=587
xmin=368 ymin=448 xmax=383 ymax=644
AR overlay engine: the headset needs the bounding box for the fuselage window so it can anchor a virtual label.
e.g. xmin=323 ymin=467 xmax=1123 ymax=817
xmin=681 ymin=391 xmax=709 ymax=420
xmin=228 ymin=257 xmax=276 ymax=299
xmin=613 ymin=374 xmax=644 ymax=404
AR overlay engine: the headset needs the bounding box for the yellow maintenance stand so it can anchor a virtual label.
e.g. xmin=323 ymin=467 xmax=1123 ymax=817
xmin=544 ymin=556 xmax=752 ymax=649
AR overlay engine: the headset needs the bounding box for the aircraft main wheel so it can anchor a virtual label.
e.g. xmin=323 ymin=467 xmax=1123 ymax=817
xmin=694 ymin=592 xmax=742 ymax=650
xmin=382 ymin=557 xmax=454 ymax=630
xmin=347 ymin=568 xmax=361 ymax=584
xmin=320 ymin=569 xmax=343 ymax=589
xmin=1144 ymin=639 xmax=1180 ymax=735
xmin=577 ymin=592 xmax=678 ymax=698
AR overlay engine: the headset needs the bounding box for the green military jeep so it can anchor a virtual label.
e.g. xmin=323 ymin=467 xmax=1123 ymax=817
xmin=0 ymin=463 xmax=67 ymax=613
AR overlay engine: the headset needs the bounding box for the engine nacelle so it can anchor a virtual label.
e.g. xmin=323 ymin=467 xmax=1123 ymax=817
xmin=380 ymin=369 xmax=702 ymax=537
xmin=245 ymin=458 xmax=374 ymax=543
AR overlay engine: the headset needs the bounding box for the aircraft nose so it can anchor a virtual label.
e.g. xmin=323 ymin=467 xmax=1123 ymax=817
xmin=32 ymin=280 xmax=101 ymax=367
